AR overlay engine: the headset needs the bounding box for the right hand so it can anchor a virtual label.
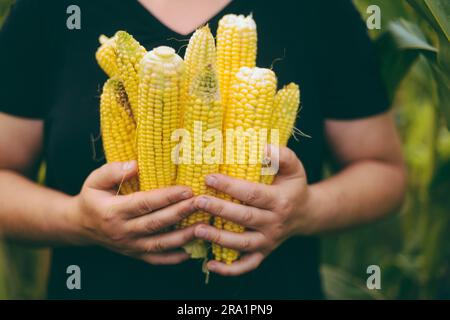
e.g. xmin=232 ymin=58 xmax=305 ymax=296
xmin=69 ymin=160 xmax=197 ymax=265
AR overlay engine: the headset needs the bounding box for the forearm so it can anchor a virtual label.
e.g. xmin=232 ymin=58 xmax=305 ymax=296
xmin=0 ymin=169 xmax=81 ymax=246
xmin=304 ymin=160 xmax=406 ymax=234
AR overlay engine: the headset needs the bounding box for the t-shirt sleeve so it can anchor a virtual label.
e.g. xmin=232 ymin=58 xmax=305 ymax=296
xmin=0 ymin=0 xmax=48 ymax=119
xmin=319 ymin=1 xmax=390 ymax=120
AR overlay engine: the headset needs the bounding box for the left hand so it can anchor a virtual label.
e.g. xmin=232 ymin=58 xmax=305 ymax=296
xmin=193 ymin=146 xmax=314 ymax=276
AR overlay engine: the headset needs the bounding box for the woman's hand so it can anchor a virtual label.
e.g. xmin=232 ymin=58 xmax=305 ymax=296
xmin=192 ymin=146 xmax=315 ymax=276
xmin=69 ymin=160 xmax=198 ymax=265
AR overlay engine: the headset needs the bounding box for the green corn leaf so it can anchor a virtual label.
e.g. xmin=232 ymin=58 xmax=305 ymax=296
xmin=321 ymin=265 xmax=385 ymax=300
xmin=431 ymin=64 xmax=450 ymax=129
xmin=376 ymin=19 xmax=437 ymax=101
xmin=424 ymin=0 xmax=450 ymax=41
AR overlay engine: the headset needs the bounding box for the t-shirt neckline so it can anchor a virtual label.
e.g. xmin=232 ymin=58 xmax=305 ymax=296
xmin=132 ymin=0 xmax=237 ymax=37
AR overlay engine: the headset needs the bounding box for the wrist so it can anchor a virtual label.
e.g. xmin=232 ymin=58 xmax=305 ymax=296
xmin=63 ymin=195 xmax=92 ymax=246
xmin=293 ymin=184 xmax=326 ymax=236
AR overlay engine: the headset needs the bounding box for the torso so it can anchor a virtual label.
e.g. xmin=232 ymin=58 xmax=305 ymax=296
xmin=41 ymin=0 xmax=324 ymax=299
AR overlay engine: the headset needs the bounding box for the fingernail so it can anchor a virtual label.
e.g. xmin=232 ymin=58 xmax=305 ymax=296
xmin=181 ymin=190 xmax=192 ymax=199
xmin=196 ymin=226 xmax=208 ymax=238
xmin=122 ymin=161 xmax=134 ymax=171
xmin=205 ymin=175 xmax=217 ymax=187
xmin=207 ymin=261 xmax=217 ymax=270
xmin=196 ymin=196 xmax=208 ymax=209
xmin=265 ymin=144 xmax=274 ymax=157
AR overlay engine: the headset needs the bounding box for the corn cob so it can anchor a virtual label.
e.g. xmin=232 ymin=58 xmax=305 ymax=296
xmin=96 ymin=35 xmax=119 ymax=77
xmin=261 ymin=83 xmax=300 ymax=184
xmin=116 ymin=31 xmax=147 ymax=120
xmin=216 ymin=14 xmax=257 ymax=109
xmin=137 ymin=46 xmax=184 ymax=191
xmin=177 ymin=64 xmax=222 ymax=258
xmin=178 ymin=26 xmax=220 ymax=227
xmin=100 ymin=78 xmax=139 ymax=194
xmin=214 ymin=67 xmax=277 ymax=264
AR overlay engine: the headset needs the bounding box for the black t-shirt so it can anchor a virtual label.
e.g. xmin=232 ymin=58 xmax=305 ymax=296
xmin=0 ymin=0 xmax=389 ymax=299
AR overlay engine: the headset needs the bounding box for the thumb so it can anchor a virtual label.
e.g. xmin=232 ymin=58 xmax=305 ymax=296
xmin=84 ymin=161 xmax=137 ymax=191
xmin=265 ymin=145 xmax=305 ymax=182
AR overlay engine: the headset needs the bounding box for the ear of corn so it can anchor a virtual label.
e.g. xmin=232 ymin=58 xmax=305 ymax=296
xmin=96 ymin=35 xmax=119 ymax=77
xmin=137 ymin=46 xmax=184 ymax=191
xmin=177 ymin=65 xmax=222 ymax=258
xmin=272 ymin=83 xmax=300 ymax=146
xmin=116 ymin=31 xmax=147 ymax=120
xmin=214 ymin=67 xmax=277 ymax=264
xmin=175 ymin=25 xmax=222 ymax=259
xmin=100 ymin=78 xmax=139 ymax=194
xmin=261 ymin=83 xmax=300 ymax=184
xmin=217 ymin=14 xmax=257 ymax=109
xmin=177 ymin=25 xmax=221 ymax=233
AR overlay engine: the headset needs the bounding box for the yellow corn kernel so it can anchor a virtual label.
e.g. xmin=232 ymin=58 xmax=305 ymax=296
xmin=100 ymin=78 xmax=139 ymax=194
xmin=96 ymin=35 xmax=119 ymax=77
xmin=116 ymin=31 xmax=147 ymax=120
xmin=215 ymin=67 xmax=277 ymax=264
xmin=261 ymin=83 xmax=300 ymax=185
xmin=137 ymin=46 xmax=184 ymax=191
xmin=216 ymin=14 xmax=257 ymax=110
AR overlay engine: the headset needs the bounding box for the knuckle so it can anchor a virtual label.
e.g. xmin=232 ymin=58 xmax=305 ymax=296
xmin=242 ymin=207 xmax=255 ymax=224
xmin=147 ymin=239 xmax=165 ymax=254
xmin=144 ymin=218 xmax=162 ymax=234
xmin=109 ymin=229 xmax=127 ymax=242
xmin=220 ymin=179 xmax=230 ymax=192
xmin=245 ymin=188 xmax=261 ymax=204
xmin=214 ymin=201 xmax=225 ymax=217
xmin=212 ymin=231 xmax=222 ymax=244
xmin=176 ymin=201 xmax=193 ymax=220
xmin=137 ymin=197 xmax=154 ymax=215
xmin=101 ymin=205 xmax=118 ymax=228
xmin=277 ymin=195 xmax=292 ymax=214
xmin=165 ymin=192 xmax=177 ymax=204
xmin=239 ymin=238 xmax=252 ymax=251
xmin=153 ymin=239 xmax=166 ymax=253
xmin=165 ymin=187 xmax=185 ymax=204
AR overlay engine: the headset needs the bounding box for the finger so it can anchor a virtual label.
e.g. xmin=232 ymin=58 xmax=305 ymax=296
xmin=120 ymin=186 xmax=193 ymax=218
xmin=268 ymin=146 xmax=305 ymax=182
xmin=84 ymin=161 xmax=137 ymax=191
xmin=207 ymin=252 xmax=265 ymax=276
xmin=128 ymin=199 xmax=196 ymax=235
xmin=134 ymin=225 xmax=197 ymax=253
xmin=139 ymin=251 xmax=190 ymax=265
xmin=194 ymin=196 xmax=269 ymax=228
xmin=204 ymin=174 xmax=276 ymax=209
xmin=194 ymin=224 xmax=265 ymax=252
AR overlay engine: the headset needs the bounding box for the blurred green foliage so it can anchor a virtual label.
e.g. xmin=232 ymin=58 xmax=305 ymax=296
xmin=322 ymin=0 xmax=450 ymax=299
xmin=0 ymin=0 xmax=449 ymax=299
xmin=0 ymin=0 xmax=11 ymax=25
